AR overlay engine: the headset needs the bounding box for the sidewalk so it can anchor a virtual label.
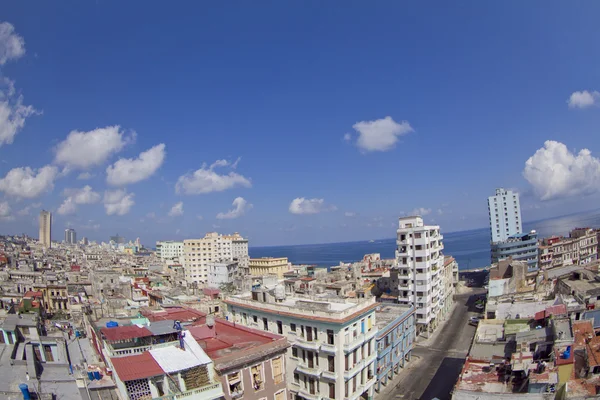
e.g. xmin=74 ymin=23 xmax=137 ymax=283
xmin=416 ymin=300 xmax=459 ymax=347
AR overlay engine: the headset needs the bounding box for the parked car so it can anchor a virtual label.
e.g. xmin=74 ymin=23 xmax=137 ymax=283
xmin=469 ymin=316 xmax=481 ymax=326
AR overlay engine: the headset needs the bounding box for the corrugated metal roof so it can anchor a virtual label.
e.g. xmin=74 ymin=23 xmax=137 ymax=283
xmin=101 ymin=325 xmax=153 ymax=341
xmin=146 ymin=320 xmax=177 ymax=336
xmin=149 ymin=331 xmax=211 ymax=373
xmin=110 ymin=352 xmax=164 ymax=381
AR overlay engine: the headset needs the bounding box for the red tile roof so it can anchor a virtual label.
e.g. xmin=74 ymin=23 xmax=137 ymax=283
xmin=141 ymin=306 xmax=206 ymax=323
xmin=101 ymin=325 xmax=153 ymax=341
xmin=110 ymin=352 xmax=164 ymax=381
xmin=23 ymin=291 xmax=43 ymax=298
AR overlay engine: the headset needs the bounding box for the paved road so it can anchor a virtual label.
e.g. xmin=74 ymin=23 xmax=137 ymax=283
xmin=386 ymin=291 xmax=485 ymax=400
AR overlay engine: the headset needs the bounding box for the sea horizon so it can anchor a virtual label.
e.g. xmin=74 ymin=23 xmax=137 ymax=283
xmin=250 ymin=208 xmax=600 ymax=270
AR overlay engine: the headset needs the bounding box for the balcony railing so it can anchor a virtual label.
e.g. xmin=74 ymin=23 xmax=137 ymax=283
xmin=343 ymin=334 xmax=365 ymax=353
xmin=295 ymin=337 xmax=320 ymax=351
xmin=153 ymin=383 xmax=224 ymax=400
xmin=320 ymin=342 xmax=337 ymax=353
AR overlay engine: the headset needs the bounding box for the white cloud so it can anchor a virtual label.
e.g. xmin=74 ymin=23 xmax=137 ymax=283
xmin=103 ymin=189 xmax=135 ymax=216
xmin=216 ymin=197 xmax=252 ymax=219
xmin=17 ymin=202 xmax=40 ymax=216
xmin=0 ymin=201 xmax=13 ymax=220
xmin=106 ymin=143 xmax=166 ymax=186
xmin=0 ymin=78 xmax=37 ymax=147
xmin=523 ymin=140 xmax=600 ymax=200
xmin=57 ymin=185 xmax=101 ymax=215
xmin=344 ymin=211 xmax=356 ymax=217
xmin=0 ymin=165 xmax=58 ymax=198
xmin=289 ymin=198 xmax=337 ymax=215
xmin=54 ymin=126 xmax=135 ymax=169
xmin=0 ymin=22 xmax=25 ymax=65
xmin=168 ymin=201 xmax=184 ymax=217
xmin=343 ymin=133 xmax=352 ymax=142
xmin=437 ymin=208 xmax=443 ymax=215
xmin=352 ymin=116 xmax=413 ymax=152
xmin=146 ymin=212 xmax=156 ymax=219
xmin=410 ymin=207 xmax=432 ymax=216
xmin=77 ymin=172 xmax=93 ymax=180
xmin=197 ymin=215 xmax=203 ymax=220
xmin=567 ymin=90 xmax=599 ymax=109
xmin=175 ymin=160 xmax=251 ymax=194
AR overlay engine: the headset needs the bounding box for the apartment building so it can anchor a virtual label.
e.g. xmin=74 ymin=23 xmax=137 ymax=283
xmin=64 ymin=228 xmax=76 ymax=245
xmin=183 ymin=232 xmax=236 ymax=286
xmin=39 ymin=210 xmax=52 ymax=248
xmin=487 ymin=188 xmax=522 ymax=243
xmin=539 ymin=228 xmax=599 ymax=270
xmin=249 ymin=257 xmax=290 ymax=279
xmin=374 ymin=304 xmax=415 ymax=394
xmin=395 ymin=216 xmax=446 ymax=336
xmin=224 ymin=232 xmax=249 ymax=271
xmin=225 ymin=289 xmax=378 ymax=400
xmin=491 ymin=231 xmax=539 ymax=270
xmin=155 ymin=240 xmax=184 ymax=261
xmin=207 ymin=261 xmax=239 ymax=288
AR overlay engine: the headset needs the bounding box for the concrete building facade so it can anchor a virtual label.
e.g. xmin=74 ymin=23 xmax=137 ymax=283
xmin=249 ymin=257 xmax=290 ymax=279
xmin=155 ymin=240 xmax=184 ymax=262
xmin=539 ymin=228 xmax=599 ymax=270
xmin=207 ymin=261 xmax=239 ymax=288
xmin=39 ymin=210 xmax=52 ymax=248
xmin=225 ymin=293 xmax=378 ymax=400
xmin=487 ymin=188 xmax=522 ymax=243
xmin=374 ymin=305 xmax=415 ymax=394
xmin=183 ymin=232 xmax=239 ymax=287
xmin=395 ymin=216 xmax=446 ymax=336
xmin=491 ymin=231 xmax=539 ymax=270
xmin=64 ymin=228 xmax=76 ymax=245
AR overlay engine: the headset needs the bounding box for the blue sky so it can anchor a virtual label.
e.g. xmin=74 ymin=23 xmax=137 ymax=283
xmin=1 ymin=2 xmax=600 ymax=246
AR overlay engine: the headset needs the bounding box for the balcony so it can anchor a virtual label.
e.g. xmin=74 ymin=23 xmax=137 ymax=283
xmin=322 ymin=369 xmax=337 ymax=380
xmin=343 ymin=334 xmax=365 ymax=353
xmin=343 ymin=359 xmax=365 ymax=380
xmin=364 ymin=329 xmax=377 ymax=342
xmin=297 ymin=388 xmax=321 ymax=400
xmin=320 ymin=342 xmax=337 ymax=353
xmin=295 ymin=338 xmax=320 ymax=351
xmin=296 ymin=364 xmax=323 ymax=378
xmin=153 ymin=383 xmax=224 ymax=400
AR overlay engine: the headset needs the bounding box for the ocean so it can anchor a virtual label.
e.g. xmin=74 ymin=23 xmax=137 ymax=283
xmin=249 ymin=209 xmax=600 ymax=271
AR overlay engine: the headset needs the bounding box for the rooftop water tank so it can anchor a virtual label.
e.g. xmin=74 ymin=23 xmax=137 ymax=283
xmin=106 ymin=321 xmax=118 ymax=328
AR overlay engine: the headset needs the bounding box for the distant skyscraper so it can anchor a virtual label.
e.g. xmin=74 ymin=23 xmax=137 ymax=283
xmin=39 ymin=210 xmax=52 ymax=248
xmin=110 ymin=234 xmax=126 ymax=244
xmin=487 ymin=188 xmax=522 ymax=243
xmin=64 ymin=228 xmax=77 ymax=245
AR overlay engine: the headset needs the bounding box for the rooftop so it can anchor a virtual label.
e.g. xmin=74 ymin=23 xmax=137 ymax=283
xmin=100 ymin=325 xmax=153 ymax=341
xmin=375 ymin=304 xmax=414 ymax=334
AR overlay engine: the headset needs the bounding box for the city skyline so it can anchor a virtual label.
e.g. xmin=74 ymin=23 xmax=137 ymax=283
xmin=2 ymin=3 xmax=600 ymax=246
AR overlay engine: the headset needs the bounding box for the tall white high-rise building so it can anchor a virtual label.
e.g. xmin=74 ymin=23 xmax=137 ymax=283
xmin=39 ymin=210 xmax=52 ymax=248
xmin=395 ymin=216 xmax=446 ymax=336
xmin=64 ymin=228 xmax=77 ymax=244
xmin=183 ymin=232 xmax=248 ymax=286
xmin=487 ymin=188 xmax=522 ymax=243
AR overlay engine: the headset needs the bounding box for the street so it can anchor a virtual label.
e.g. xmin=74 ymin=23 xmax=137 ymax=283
xmin=385 ymin=291 xmax=484 ymax=400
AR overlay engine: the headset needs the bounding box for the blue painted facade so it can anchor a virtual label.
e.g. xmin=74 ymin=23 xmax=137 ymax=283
xmin=491 ymin=231 xmax=539 ymax=270
xmin=374 ymin=304 xmax=416 ymax=393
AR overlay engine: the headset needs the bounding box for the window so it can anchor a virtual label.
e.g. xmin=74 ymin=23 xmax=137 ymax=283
xmin=277 ymin=321 xmax=283 ymax=334
xmin=328 ymin=355 xmax=335 ymax=372
xmin=227 ymin=371 xmax=243 ymax=396
xmin=290 ymin=323 xmax=296 ymax=332
xmin=262 ymin=317 xmax=268 ymax=331
xmin=250 ymin=364 xmax=264 ymax=391
xmin=43 ymin=345 xmax=54 ymax=362
xmin=327 ymin=329 xmax=334 ymax=345
xmin=329 ymin=383 xmax=335 ymax=398
xmin=292 ymin=347 xmax=298 ymax=358
xmin=294 ymin=373 xmax=299 ymax=384
xmin=253 ymin=315 xmax=258 ymax=323
xmin=272 ymin=356 xmax=284 ymax=384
